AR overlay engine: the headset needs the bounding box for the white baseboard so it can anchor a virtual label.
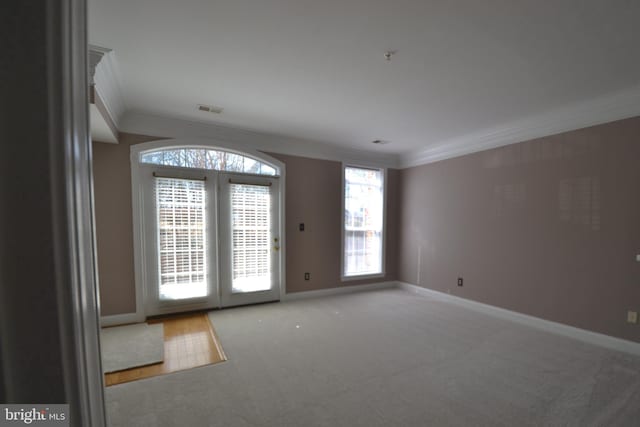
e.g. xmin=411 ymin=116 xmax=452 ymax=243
xmin=283 ymin=281 xmax=395 ymax=302
xmin=100 ymin=312 xmax=144 ymax=327
xmin=395 ymin=281 xmax=640 ymax=356
xmin=101 ymin=282 xmax=395 ymax=324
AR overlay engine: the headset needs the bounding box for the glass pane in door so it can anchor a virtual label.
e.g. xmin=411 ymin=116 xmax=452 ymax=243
xmin=230 ymin=183 xmax=271 ymax=293
xmin=156 ymin=177 xmax=208 ymax=300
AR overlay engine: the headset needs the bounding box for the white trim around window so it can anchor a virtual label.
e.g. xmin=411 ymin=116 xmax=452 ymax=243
xmin=341 ymin=163 xmax=387 ymax=282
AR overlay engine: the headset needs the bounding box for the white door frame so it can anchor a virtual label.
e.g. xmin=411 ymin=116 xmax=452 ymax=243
xmin=2 ymin=0 xmax=107 ymax=424
xmin=138 ymin=164 xmax=221 ymax=316
xmin=129 ymin=139 xmax=286 ymax=320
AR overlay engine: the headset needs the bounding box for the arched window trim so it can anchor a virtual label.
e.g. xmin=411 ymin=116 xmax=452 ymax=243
xmin=130 ymin=138 xmax=284 ymax=177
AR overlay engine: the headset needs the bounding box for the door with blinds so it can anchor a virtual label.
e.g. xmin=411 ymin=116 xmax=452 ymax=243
xmin=218 ymin=173 xmax=280 ymax=307
xmin=144 ymin=168 xmax=220 ymax=316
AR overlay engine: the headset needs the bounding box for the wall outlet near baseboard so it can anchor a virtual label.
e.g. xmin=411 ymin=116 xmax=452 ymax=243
xmin=304 ymin=272 xmax=310 ymax=281
xmin=457 ymin=277 xmax=463 ymax=287
xmin=627 ymin=311 xmax=638 ymax=324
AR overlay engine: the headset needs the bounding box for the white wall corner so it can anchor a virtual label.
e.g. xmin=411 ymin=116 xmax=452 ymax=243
xmin=120 ymin=110 xmax=401 ymax=169
xmin=89 ymin=44 xmax=127 ymax=129
xmin=394 ymin=281 xmax=640 ymax=357
xmin=399 ymin=85 xmax=640 ymax=169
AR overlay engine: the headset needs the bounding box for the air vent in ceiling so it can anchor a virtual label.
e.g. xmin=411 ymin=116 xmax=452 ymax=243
xmin=197 ymin=104 xmax=224 ymax=114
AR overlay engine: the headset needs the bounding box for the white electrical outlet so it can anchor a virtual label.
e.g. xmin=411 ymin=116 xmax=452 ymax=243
xmin=627 ymin=311 xmax=638 ymax=324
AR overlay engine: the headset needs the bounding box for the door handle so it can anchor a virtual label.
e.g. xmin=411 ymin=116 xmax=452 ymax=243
xmin=274 ymin=246 xmax=280 ymax=251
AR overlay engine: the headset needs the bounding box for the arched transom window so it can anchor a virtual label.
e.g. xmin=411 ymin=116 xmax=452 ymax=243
xmin=140 ymin=147 xmax=279 ymax=176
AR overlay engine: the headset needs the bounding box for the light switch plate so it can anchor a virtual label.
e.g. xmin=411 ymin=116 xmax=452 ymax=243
xmin=627 ymin=311 xmax=638 ymax=324
xmin=636 ymin=254 xmax=640 ymax=262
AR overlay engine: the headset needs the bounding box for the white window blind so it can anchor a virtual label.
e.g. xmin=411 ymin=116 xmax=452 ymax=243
xmin=155 ymin=177 xmax=207 ymax=300
xmin=230 ymin=183 xmax=271 ymax=293
xmin=344 ymin=167 xmax=384 ymax=277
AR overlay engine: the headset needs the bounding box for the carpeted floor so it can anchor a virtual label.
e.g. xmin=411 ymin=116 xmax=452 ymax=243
xmin=105 ymin=288 xmax=640 ymax=426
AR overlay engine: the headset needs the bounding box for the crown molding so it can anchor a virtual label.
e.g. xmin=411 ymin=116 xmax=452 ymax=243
xmin=399 ymin=85 xmax=640 ymax=169
xmin=120 ymin=110 xmax=400 ymax=168
xmin=88 ymin=45 xmax=110 ymax=86
xmin=89 ymin=45 xmax=126 ymax=128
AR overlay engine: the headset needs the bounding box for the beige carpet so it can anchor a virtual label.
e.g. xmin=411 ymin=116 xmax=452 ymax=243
xmin=105 ymin=289 xmax=640 ymax=426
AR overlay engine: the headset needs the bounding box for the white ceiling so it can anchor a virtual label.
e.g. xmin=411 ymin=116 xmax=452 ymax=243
xmin=89 ymin=0 xmax=640 ymax=158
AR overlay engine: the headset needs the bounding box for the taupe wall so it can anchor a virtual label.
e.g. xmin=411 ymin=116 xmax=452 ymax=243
xmin=93 ymin=134 xmax=398 ymax=315
xmin=93 ymin=133 xmax=160 ymax=315
xmin=269 ymin=153 xmax=398 ymax=293
xmin=398 ymin=116 xmax=640 ymax=343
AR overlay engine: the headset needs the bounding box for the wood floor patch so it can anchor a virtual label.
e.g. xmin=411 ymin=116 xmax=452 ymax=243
xmin=104 ymin=312 xmax=226 ymax=386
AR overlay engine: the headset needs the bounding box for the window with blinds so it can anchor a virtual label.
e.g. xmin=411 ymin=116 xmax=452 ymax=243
xmin=230 ymin=183 xmax=271 ymax=293
xmin=155 ymin=177 xmax=208 ymax=300
xmin=344 ymin=166 xmax=384 ymax=277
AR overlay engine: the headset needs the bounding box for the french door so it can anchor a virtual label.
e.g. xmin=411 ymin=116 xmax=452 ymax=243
xmin=141 ymin=165 xmax=281 ymax=316
xmin=218 ymin=173 xmax=280 ymax=307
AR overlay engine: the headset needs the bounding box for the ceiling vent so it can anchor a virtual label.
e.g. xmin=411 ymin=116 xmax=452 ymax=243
xmin=197 ymin=104 xmax=224 ymax=114
xmin=371 ymin=139 xmax=390 ymax=145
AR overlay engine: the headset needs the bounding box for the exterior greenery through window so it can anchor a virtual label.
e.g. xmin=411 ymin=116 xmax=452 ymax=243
xmin=344 ymin=166 xmax=384 ymax=277
xmin=140 ymin=148 xmax=278 ymax=176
